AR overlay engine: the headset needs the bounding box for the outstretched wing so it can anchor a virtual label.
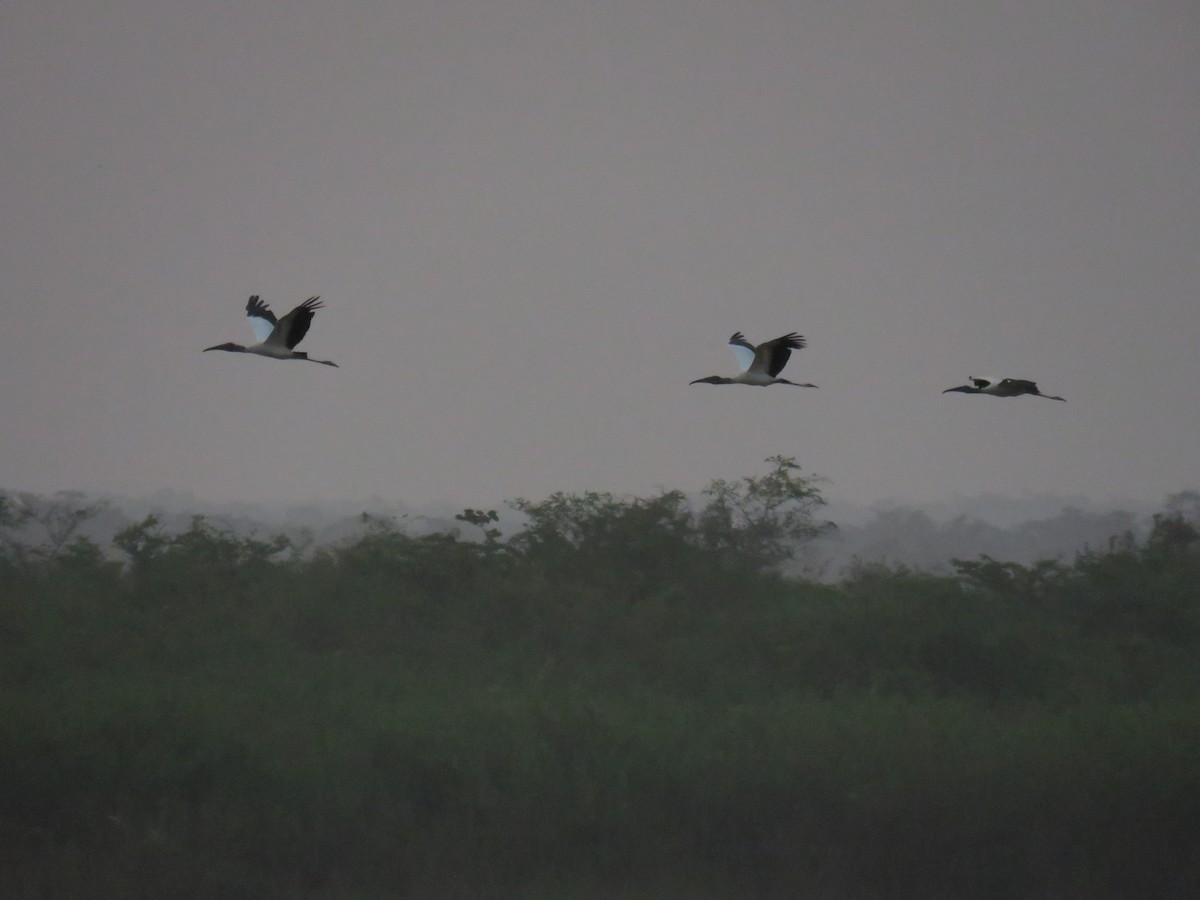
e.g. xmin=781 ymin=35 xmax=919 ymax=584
xmin=271 ymin=297 xmax=324 ymax=349
xmin=245 ymin=295 xmax=277 ymax=343
xmin=997 ymin=378 xmax=1065 ymax=401
xmin=759 ymin=332 xmax=805 ymax=377
xmin=727 ymin=332 xmax=757 ymax=372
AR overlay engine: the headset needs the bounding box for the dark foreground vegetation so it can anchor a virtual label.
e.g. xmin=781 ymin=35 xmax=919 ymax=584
xmin=2 ymin=461 xmax=1199 ymax=899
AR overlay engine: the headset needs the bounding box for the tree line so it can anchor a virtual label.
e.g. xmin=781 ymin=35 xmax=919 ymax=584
xmin=2 ymin=460 xmax=1198 ymax=898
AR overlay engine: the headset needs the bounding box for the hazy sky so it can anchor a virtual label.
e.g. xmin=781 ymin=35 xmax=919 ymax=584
xmin=3 ymin=1 xmax=1197 ymax=510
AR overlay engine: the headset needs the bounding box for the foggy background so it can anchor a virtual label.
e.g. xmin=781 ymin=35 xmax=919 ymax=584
xmin=3 ymin=1 xmax=1197 ymax=514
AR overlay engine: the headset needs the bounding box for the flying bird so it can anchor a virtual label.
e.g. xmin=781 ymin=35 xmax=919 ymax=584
xmin=689 ymin=332 xmax=818 ymax=387
xmin=942 ymin=377 xmax=1064 ymax=401
xmin=204 ymin=296 xmax=338 ymax=367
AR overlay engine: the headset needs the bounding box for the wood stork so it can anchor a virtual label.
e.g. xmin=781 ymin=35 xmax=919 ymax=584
xmin=942 ymin=377 xmax=1065 ymax=401
xmin=204 ymin=296 xmax=338 ymax=367
xmin=689 ymin=332 xmax=818 ymax=387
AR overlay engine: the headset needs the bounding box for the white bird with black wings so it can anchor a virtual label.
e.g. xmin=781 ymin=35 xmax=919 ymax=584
xmin=689 ymin=332 xmax=817 ymax=387
xmin=204 ymin=296 xmax=338 ymax=367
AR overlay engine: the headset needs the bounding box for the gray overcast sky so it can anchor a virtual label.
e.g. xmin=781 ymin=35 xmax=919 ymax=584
xmin=2 ymin=1 xmax=1197 ymax=510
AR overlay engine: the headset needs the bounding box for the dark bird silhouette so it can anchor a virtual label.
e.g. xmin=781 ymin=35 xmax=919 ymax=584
xmin=942 ymin=376 xmax=1064 ymax=401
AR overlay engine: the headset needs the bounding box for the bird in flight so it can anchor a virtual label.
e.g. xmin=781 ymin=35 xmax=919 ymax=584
xmin=942 ymin=377 xmax=1064 ymax=401
xmin=689 ymin=332 xmax=818 ymax=387
xmin=204 ymin=296 xmax=338 ymax=367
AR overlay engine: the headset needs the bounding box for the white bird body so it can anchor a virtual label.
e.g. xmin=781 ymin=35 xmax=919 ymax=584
xmin=249 ymin=342 xmax=301 ymax=361
xmin=734 ymin=370 xmax=780 ymax=386
xmin=942 ymin=376 xmax=1064 ymax=401
xmin=204 ymin=296 xmax=338 ymax=367
xmin=690 ymin=332 xmax=817 ymax=388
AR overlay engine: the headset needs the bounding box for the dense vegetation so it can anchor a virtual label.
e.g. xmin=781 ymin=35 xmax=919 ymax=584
xmin=2 ymin=461 xmax=1199 ymax=899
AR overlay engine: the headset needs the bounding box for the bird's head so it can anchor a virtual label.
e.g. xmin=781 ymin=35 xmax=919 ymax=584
xmin=203 ymin=342 xmax=246 ymax=353
xmin=689 ymin=375 xmax=733 ymax=385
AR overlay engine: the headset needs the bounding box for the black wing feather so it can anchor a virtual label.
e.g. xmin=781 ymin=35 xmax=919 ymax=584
xmin=728 ymin=331 xmax=757 ymax=353
xmin=282 ymin=297 xmax=323 ymax=349
xmin=245 ymin=295 xmax=278 ymax=326
xmin=765 ymin=332 xmax=805 ymax=377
